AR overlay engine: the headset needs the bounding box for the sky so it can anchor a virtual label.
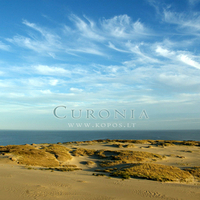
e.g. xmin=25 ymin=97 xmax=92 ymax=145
xmin=0 ymin=0 xmax=200 ymax=130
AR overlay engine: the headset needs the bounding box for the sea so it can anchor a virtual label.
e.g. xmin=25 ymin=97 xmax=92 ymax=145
xmin=0 ymin=130 xmax=199 ymax=146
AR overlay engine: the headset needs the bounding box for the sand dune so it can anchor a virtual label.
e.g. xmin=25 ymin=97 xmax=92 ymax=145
xmin=0 ymin=139 xmax=199 ymax=200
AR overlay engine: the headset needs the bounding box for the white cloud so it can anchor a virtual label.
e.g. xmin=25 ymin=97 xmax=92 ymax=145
xmin=178 ymin=54 xmax=200 ymax=70
xmin=19 ymin=77 xmax=60 ymax=87
xmin=0 ymin=41 xmax=10 ymax=51
xmin=163 ymin=10 xmax=200 ymax=33
xmin=70 ymin=88 xmax=83 ymax=92
xmin=2 ymin=12 xmax=200 ymax=118
xmin=49 ymin=79 xmax=58 ymax=86
xmin=156 ymin=45 xmax=200 ymax=70
xmin=7 ymin=35 xmax=50 ymax=53
xmin=34 ymin=65 xmax=71 ymax=76
xmin=0 ymin=71 xmax=4 ymax=75
xmin=108 ymin=42 xmax=129 ymax=53
xmin=155 ymin=46 xmax=175 ymax=58
xmin=40 ymin=89 xmax=52 ymax=94
xmin=158 ymin=73 xmax=200 ymax=86
xmin=22 ymin=19 xmax=61 ymax=45
xmin=69 ymin=46 xmax=105 ymax=56
xmin=6 ymin=20 xmax=62 ymax=57
xmin=125 ymin=42 xmax=160 ymax=64
xmin=101 ymin=15 xmax=150 ymax=38
xmin=69 ymin=14 xmax=104 ymax=41
xmin=6 ymin=14 xmax=153 ymax=59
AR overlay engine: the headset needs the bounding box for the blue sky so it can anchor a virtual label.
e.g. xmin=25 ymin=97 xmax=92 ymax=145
xmin=0 ymin=0 xmax=200 ymax=130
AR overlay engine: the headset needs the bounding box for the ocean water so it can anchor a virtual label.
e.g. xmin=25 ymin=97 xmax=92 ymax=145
xmin=0 ymin=130 xmax=199 ymax=146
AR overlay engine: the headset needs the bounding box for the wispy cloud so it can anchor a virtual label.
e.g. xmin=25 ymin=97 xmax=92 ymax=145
xmin=34 ymin=65 xmax=71 ymax=76
xmin=156 ymin=46 xmax=200 ymax=69
xmin=0 ymin=41 xmax=10 ymax=51
xmin=188 ymin=0 xmax=200 ymax=5
xmin=69 ymin=14 xmax=105 ymax=41
xmin=1 ymin=10 xmax=200 ymax=129
xmin=107 ymin=42 xmax=129 ymax=53
xmin=6 ymin=14 xmax=153 ymax=59
xmin=101 ymin=15 xmax=151 ymax=38
xmin=163 ymin=10 xmax=200 ymax=33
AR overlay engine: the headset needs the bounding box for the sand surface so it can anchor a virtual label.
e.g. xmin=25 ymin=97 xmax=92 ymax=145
xmin=0 ymin=140 xmax=200 ymax=200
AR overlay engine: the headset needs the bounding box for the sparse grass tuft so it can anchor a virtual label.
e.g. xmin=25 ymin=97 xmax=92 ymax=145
xmin=184 ymin=167 xmax=200 ymax=179
xmin=61 ymin=164 xmax=77 ymax=167
xmin=86 ymin=161 xmax=96 ymax=165
xmin=95 ymin=150 xmax=107 ymax=158
xmin=39 ymin=167 xmax=82 ymax=172
xmin=72 ymin=148 xmax=96 ymax=156
xmin=124 ymin=144 xmax=135 ymax=148
xmin=93 ymin=173 xmax=106 ymax=177
xmin=181 ymin=141 xmax=199 ymax=146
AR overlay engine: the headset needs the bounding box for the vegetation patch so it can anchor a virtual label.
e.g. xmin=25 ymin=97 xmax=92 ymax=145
xmin=72 ymin=148 xmax=96 ymax=156
xmin=86 ymin=161 xmax=96 ymax=165
xmin=112 ymin=150 xmax=164 ymax=162
xmin=95 ymin=150 xmax=107 ymax=158
xmin=124 ymin=144 xmax=135 ymax=148
xmin=42 ymin=144 xmax=72 ymax=161
xmin=71 ymin=148 xmax=165 ymax=168
xmin=111 ymin=163 xmax=192 ymax=182
xmin=0 ymin=144 xmax=59 ymax=167
xmin=99 ymin=150 xmax=164 ymax=167
xmin=63 ymin=139 xmax=200 ymax=147
xmin=61 ymin=164 xmax=77 ymax=167
xmin=0 ymin=144 xmax=72 ymax=167
xmin=181 ymin=141 xmax=199 ymax=146
xmin=92 ymin=173 xmax=106 ymax=177
xmin=38 ymin=167 xmax=82 ymax=172
xmin=48 ymin=167 xmax=82 ymax=172
xmin=184 ymin=167 xmax=200 ymax=179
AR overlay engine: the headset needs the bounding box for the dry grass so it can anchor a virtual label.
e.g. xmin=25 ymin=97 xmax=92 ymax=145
xmin=43 ymin=144 xmax=72 ymax=161
xmin=62 ymin=139 xmax=200 ymax=147
xmin=112 ymin=143 xmax=135 ymax=148
xmin=71 ymin=147 xmax=165 ymax=168
xmin=0 ymin=144 xmax=72 ymax=167
xmin=115 ymin=144 xmax=124 ymax=148
xmin=95 ymin=150 xmax=107 ymax=158
xmin=100 ymin=160 xmax=126 ymax=167
xmin=72 ymin=148 xmax=110 ymax=158
xmin=86 ymin=161 xmax=96 ymax=165
xmin=0 ymin=145 xmax=59 ymax=167
xmin=184 ymin=167 xmax=200 ymax=179
xmin=181 ymin=141 xmax=199 ymax=146
xmin=111 ymin=163 xmax=192 ymax=182
xmin=48 ymin=167 xmax=82 ymax=172
xmin=72 ymin=148 xmax=96 ymax=156
xmin=99 ymin=150 xmax=164 ymax=167
xmin=93 ymin=173 xmax=106 ymax=177
xmin=1 ymin=139 xmax=199 ymax=183
xmin=124 ymin=144 xmax=135 ymax=148
xmin=61 ymin=164 xmax=78 ymax=167
xmin=112 ymin=150 xmax=164 ymax=162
